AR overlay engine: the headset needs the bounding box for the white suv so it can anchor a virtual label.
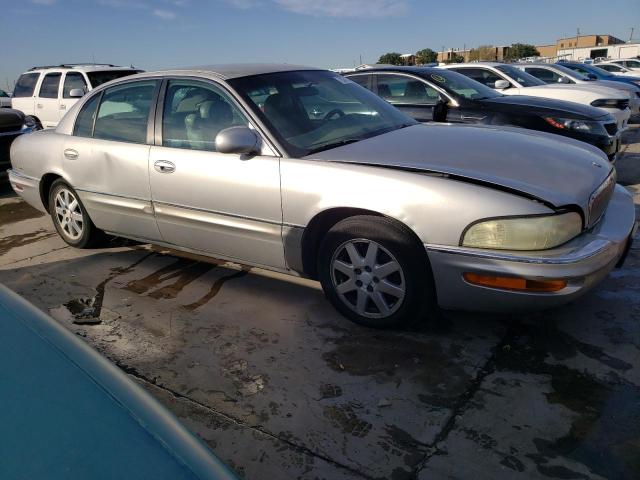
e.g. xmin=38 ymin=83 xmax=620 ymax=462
xmin=11 ymin=64 xmax=141 ymax=129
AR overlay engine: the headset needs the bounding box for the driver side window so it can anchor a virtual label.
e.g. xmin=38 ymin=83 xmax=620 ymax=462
xmin=375 ymin=74 xmax=440 ymax=105
xmin=162 ymin=80 xmax=249 ymax=152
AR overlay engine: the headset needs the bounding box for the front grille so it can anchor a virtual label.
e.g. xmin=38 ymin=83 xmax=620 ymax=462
xmin=588 ymin=171 xmax=616 ymax=227
xmin=604 ymin=123 xmax=618 ymax=136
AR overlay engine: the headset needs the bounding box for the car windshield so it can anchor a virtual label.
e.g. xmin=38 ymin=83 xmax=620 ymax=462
xmin=86 ymin=70 xmax=141 ymax=88
xmin=625 ymin=60 xmax=640 ymax=68
xmin=229 ymin=70 xmax=417 ymax=157
xmin=423 ymin=69 xmax=501 ymax=100
xmin=549 ymin=64 xmax=592 ymax=81
xmin=495 ymin=65 xmax=545 ymax=87
xmin=563 ymin=63 xmax=608 ymax=78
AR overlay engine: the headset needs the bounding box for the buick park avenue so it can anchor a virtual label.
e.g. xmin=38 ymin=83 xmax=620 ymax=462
xmin=8 ymin=65 xmax=637 ymax=328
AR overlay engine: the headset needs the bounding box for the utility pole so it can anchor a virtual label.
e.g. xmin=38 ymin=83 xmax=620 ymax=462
xmin=359 ymin=54 xmax=362 ymax=65
xmin=630 ymin=27 xmax=635 ymax=43
xmin=575 ymin=27 xmax=580 ymax=60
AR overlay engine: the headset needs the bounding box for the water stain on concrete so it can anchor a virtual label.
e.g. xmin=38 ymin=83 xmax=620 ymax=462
xmin=0 ymin=229 xmax=56 ymax=255
xmin=0 ymin=200 xmax=44 ymax=225
xmin=183 ymin=268 xmax=249 ymax=311
xmin=496 ymin=321 xmax=640 ymax=480
xmin=126 ymin=258 xmax=213 ymax=298
xmin=322 ymin=334 xmax=472 ymax=407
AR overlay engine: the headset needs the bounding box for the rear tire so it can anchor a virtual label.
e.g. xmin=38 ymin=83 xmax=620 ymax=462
xmin=318 ymin=215 xmax=436 ymax=329
xmin=49 ymin=179 xmax=104 ymax=248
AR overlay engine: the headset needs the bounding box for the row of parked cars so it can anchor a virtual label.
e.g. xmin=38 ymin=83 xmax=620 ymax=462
xmin=4 ymin=60 xmax=637 ymax=328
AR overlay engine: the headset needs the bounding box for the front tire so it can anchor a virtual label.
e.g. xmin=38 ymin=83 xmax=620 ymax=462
xmin=49 ymin=179 xmax=103 ymax=248
xmin=318 ymin=216 xmax=436 ymax=329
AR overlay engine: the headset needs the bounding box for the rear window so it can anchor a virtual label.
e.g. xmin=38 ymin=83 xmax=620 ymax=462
xmin=86 ymin=70 xmax=141 ymax=88
xmin=13 ymin=73 xmax=40 ymax=98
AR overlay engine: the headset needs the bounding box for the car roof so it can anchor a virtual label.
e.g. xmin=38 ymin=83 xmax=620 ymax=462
xmin=346 ymin=65 xmax=442 ymax=75
xmin=155 ymin=63 xmax=321 ymax=80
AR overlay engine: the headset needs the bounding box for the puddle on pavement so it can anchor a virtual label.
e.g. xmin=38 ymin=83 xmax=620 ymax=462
xmin=0 ymin=200 xmax=45 ymax=225
xmin=126 ymin=258 xmax=214 ymax=298
xmin=183 ymin=268 xmax=249 ymax=311
xmin=495 ymin=321 xmax=640 ymax=479
xmin=0 ymin=229 xmax=56 ymax=255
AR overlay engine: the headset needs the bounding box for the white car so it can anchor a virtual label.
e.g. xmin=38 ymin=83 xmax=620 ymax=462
xmin=597 ymin=62 xmax=639 ymax=77
xmin=441 ymin=63 xmax=631 ymax=130
xmin=608 ymin=59 xmax=640 ymax=72
xmin=10 ymin=64 xmax=141 ymax=129
xmin=514 ymin=63 xmax=640 ymax=115
xmin=0 ymin=89 xmax=11 ymax=108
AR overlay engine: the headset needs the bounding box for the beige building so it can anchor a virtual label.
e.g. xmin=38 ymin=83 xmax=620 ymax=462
xmin=536 ymin=34 xmax=626 ymax=59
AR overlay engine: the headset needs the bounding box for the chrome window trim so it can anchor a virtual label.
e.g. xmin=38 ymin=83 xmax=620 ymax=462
xmin=368 ymin=71 xmax=458 ymax=107
xmin=425 ymin=239 xmax=611 ymax=265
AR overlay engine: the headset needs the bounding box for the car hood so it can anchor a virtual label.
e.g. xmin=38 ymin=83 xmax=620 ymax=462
xmin=535 ymin=83 xmax=628 ymax=98
xmin=0 ymin=108 xmax=25 ymax=130
xmin=591 ymin=79 xmax=638 ymax=94
xmin=308 ymin=124 xmax=612 ymax=213
xmin=481 ymin=95 xmax=609 ymax=120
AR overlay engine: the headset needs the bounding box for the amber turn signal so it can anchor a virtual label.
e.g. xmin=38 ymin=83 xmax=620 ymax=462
xmin=463 ymin=273 xmax=567 ymax=293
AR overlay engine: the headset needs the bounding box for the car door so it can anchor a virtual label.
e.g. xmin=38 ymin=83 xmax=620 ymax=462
xmin=36 ymin=71 xmax=63 ymax=128
xmin=59 ymin=72 xmax=88 ymax=120
xmin=63 ymin=79 xmax=162 ymax=241
xmin=148 ymin=78 xmax=285 ymax=269
xmin=373 ymin=73 xmax=440 ymax=122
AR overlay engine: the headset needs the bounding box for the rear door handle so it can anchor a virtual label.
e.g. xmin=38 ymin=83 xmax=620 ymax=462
xmin=154 ymin=160 xmax=175 ymax=173
xmin=64 ymin=148 xmax=79 ymax=160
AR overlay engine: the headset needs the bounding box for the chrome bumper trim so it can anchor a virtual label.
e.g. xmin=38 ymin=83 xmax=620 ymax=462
xmin=425 ymin=239 xmax=611 ymax=265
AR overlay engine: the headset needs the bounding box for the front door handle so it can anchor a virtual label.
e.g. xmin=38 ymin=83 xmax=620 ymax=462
xmin=154 ymin=160 xmax=175 ymax=174
xmin=60 ymin=104 xmax=66 ymax=110
xmin=64 ymin=148 xmax=79 ymax=160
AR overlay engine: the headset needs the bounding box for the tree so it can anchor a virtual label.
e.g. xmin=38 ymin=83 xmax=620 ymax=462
xmin=468 ymin=45 xmax=497 ymax=62
xmin=378 ymin=52 xmax=404 ymax=66
xmin=444 ymin=53 xmax=465 ymax=64
xmin=415 ymin=48 xmax=438 ymax=65
xmin=506 ymin=43 xmax=540 ymax=60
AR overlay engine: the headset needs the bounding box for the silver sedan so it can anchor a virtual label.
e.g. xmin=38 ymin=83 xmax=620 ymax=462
xmin=8 ymin=65 xmax=637 ymax=328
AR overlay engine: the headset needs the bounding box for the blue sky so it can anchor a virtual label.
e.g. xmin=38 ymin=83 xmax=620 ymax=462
xmin=1 ymin=0 xmax=639 ymax=91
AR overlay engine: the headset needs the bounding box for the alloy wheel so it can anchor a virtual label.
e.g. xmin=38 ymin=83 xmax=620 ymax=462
xmin=54 ymin=188 xmax=84 ymax=241
xmin=330 ymin=238 xmax=406 ymax=319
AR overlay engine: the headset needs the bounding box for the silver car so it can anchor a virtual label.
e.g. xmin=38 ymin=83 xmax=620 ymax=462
xmin=8 ymin=65 xmax=637 ymax=328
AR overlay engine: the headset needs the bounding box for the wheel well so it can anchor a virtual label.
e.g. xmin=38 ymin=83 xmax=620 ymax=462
xmin=300 ymin=208 xmax=409 ymax=280
xmin=39 ymin=173 xmax=62 ymax=211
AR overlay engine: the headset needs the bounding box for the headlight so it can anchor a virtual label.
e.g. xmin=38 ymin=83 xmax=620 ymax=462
xmin=21 ymin=116 xmax=36 ymax=132
xmin=591 ymin=99 xmax=622 ymax=108
xmin=543 ymin=117 xmax=606 ymax=134
xmin=462 ymin=212 xmax=583 ymax=250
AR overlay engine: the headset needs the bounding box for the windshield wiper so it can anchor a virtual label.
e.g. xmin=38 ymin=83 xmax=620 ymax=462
xmin=306 ymin=138 xmax=361 ymax=155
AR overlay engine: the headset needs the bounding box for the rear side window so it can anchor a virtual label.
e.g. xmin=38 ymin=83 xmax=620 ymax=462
xmin=375 ymin=74 xmax=440 ymax=105
xmin=13 ymin=73 xmax=40 ymax=97
xmin=39 ymin=73 xmax=61 ymax=99
xmin=93 ymin=80 xmax=157 ymax=144
xmin=63 ymin=72 xmax=88 ymax=98
xmin=73 ymin=93 xmax=101 ymax=138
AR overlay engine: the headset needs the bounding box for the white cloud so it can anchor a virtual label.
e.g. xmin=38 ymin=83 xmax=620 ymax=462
xmin=274 ymin=0 xmax=407 ymax=17
xmin=223 ymin=0 xmax=261 ymax=9
xmin=30 ymin=0 xmax=56 ymax=5
xmin=153 ymin=8 xmax=177 ymax=19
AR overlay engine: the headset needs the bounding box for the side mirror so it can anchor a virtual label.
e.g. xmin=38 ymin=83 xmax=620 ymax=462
xmin=557 ymin=76 xmax=570 ymax=84
xmin=493 ymin=79 xmax=510 ymax=90
xmin=215 ymin=126 xmax=259 ymax=155
xmin=68 ymin=88 xmax=85 ymax=98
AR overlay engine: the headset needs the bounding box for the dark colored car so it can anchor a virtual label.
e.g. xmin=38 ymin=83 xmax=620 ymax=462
xmin=0 ymin=283 xmax=238 ymax=480
xmin=0 ymin=108 xmax=33 ymax=181
xmin=558 ymin=61 xmax=640 ymax=89
xmin=344 ymin=66 xmax=621 ymax=161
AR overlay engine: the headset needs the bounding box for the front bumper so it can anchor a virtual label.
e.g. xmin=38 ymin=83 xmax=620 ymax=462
xmin=605 ymin=107 xmax=631 ymax=131
xmin=426 ymin=185 xmax=637 ymax=312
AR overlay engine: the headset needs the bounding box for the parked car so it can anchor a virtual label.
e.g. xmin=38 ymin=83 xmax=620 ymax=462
xmin=11 ymin=64 xmax=141 ymax=129
xmin=344 ymin=66 xmax=621 ymax=161
xmin=607 ymin=58 xmax=640 ymax=72
xmin=0 ymin=89 xmax=11 ymax=108
xmin=0 ymin=284 xmax=238 ymax=480
xmin=597 ymin=62 xmax=638 ymax=77
xmin=1 ymin=108 xmax=34 ymax=181
xmin=557 ymin=61 xmax=640 ymax=91
xmin=441 ymin=63 xmax=631 ymax=130
xmin=8 ymin=65 xmax=637 ymax=328
xmin=514 ymin=63 xmax=640 ymax=115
